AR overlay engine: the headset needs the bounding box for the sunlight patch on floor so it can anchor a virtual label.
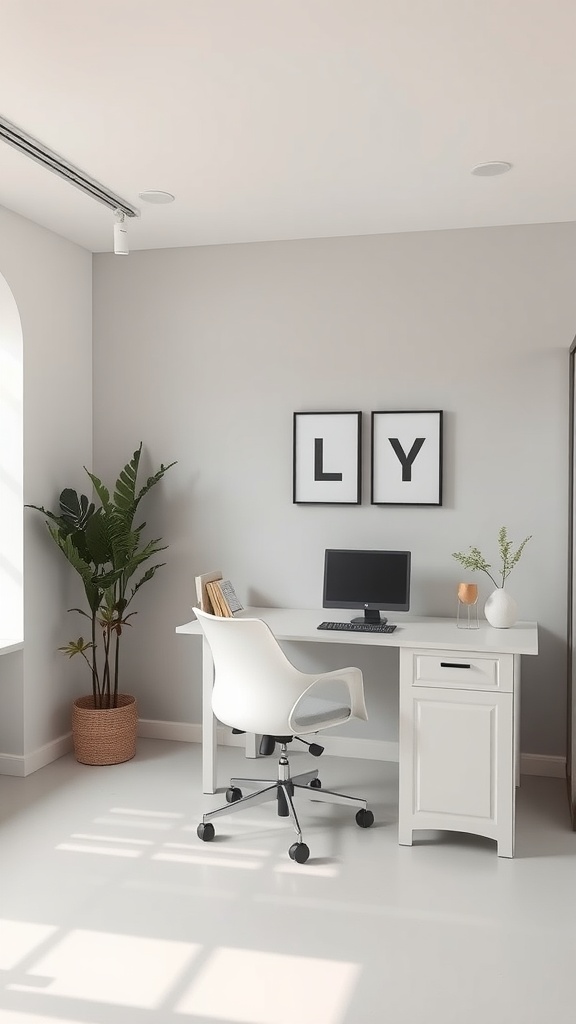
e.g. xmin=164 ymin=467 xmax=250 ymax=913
xmin=0 ymin=920 xmax=57 ymax=971
xmin=174 ymin=946 xmax=361 ymax=1023
xmin=152 ymin=851 xmax=262 ymax=869
xmin=0 ymin=1012 xmax=86 ymax=1024
xmin=183 ymin=815 xmax=289 ymax=832
xmin=92 ymin=817 xmax=173 ymax=830
xmin=274 ymin=860 xmax=339 ymax=877
xmin=71 ymin=833 xmax=155 ymax=845
xmin=109 ymin=807 xmax=184 ymax=818
xmin=7 ymin=929 xmax=200 ymax=1009
xmin=55 ymin=843 xmax=142 ymax=858
xmin=163 ymin=841 xmax=272 ymax=856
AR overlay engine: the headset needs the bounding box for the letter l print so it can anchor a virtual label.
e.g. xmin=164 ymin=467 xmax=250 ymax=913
xmin=314 ymin=438 xmax=343 ymax=481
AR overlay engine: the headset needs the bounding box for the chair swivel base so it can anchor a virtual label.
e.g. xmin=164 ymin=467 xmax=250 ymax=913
xmin=196 ymin=751 xmax=375 ymax=863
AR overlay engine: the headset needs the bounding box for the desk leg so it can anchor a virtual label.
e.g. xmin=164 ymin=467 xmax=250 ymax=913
xmin=245 ymin=734 xmax=259 ymax=758
xmin=514 ymin=655 xmax=521 ymax=788
xmin=398 ymin=826 xmax=414 ymax=847
xmin=498 ymin=821 xmax=515 ymax=858
xmin=202 ymin=637 xmax=217 ymax=794
xmin=398 ymin=649 xmax=413 ymax=847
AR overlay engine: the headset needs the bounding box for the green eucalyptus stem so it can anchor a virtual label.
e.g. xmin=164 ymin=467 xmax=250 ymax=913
xmin=452 ymin=527 xmax=532 ymax=590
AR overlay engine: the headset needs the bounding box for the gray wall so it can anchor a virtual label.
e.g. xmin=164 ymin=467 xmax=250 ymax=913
xmin=0 ymin=203 xmax=92 ymax=764
xmin=92 ymin=223 xmax=576 ymax=759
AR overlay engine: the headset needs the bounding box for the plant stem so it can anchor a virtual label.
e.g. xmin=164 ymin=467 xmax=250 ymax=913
xmin=482 ymin=568 xmax=499 ymax=588
xmin=102 ymin=626 xmax=111 ymax=708
xmin=90 ymin=610 xmax=100 ymax=704
xmin=113 ymin=630 xmax=120 ymax=707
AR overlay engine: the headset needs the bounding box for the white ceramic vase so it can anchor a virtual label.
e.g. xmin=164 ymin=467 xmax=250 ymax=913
xmin=484 ymin=588 xmax=517 ymax=628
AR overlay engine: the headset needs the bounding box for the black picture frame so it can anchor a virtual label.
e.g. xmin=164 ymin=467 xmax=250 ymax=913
xmin=293 ymin=411 xmax=362 ymax=505
xmin=371 ymin=410 xmax=443 ymax=506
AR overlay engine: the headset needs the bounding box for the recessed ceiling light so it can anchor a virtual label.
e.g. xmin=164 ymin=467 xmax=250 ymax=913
xmin=137 ymin=190 xmax=175 ymax=204
xmin=471 ymin=161 xmax=513 ymax=177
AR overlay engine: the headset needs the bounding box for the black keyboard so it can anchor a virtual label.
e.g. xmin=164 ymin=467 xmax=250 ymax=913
xmin=317 ymin=621 xmax=397 ymax=634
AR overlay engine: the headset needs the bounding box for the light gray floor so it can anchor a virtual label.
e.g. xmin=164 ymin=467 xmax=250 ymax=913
xmin=0 ymin=739 xmax=575 ymax=1024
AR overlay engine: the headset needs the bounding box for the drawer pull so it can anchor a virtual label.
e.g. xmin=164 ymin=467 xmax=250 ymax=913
xmin=440 ymin=662 xmax=471 ymax=669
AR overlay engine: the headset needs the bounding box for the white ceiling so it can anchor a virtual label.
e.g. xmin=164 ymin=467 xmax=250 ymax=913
xmin=1 ymin=0 xmax=575 ymax=253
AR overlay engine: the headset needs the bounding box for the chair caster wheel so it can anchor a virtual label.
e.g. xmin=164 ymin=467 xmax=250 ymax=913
xmin=226 ymin=786 xmax=242 ymax=803
xmin=309 ymin=778 xmax=322 ymax=789
xmin=355 ymin=809 xmax=374 ymax=828
xmin=289 ymin=842 xmax=310 ymax=864
xmin=197 ymin=822 xmax=215 ymax=842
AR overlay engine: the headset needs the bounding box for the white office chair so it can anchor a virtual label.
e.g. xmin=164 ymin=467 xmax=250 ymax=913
xmin=193 ymin=607 xmax=374 ymax=863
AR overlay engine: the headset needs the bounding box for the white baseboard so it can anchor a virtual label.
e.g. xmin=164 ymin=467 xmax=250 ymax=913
xmin=0 ymin=753 xmax=26 ymax=776
xmin=138 ymin=721 xmax=568 ymax=777
xmin=520 ymin=753 xmax=566 ymax=779
xmin=137 ymin=719 xmax=399 ymax=762
xmin=138 ymin=719 xmax=202 ymax=743
xmin=290 ymin=733 xmax=400 ymax=763
xmin=1 ymin=720 xmax=567 ymax=780
xmin=0 ymin=733 xmax=73 ymax=777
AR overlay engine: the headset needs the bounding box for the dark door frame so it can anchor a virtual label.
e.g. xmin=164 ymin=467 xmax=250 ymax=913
xmin=568 ymin=337 xmax=576 ymax=827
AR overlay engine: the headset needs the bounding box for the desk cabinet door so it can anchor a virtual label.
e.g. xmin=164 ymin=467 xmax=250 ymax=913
xmin=400 ymin=686 xmax=513 ymax=843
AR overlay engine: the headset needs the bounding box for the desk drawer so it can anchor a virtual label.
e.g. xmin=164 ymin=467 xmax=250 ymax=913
xmin=413 ymin=652 xmax=509 ymax=691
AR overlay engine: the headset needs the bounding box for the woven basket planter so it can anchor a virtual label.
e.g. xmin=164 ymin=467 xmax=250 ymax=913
xmin=72 ymin=694 xmax=138 ymax=765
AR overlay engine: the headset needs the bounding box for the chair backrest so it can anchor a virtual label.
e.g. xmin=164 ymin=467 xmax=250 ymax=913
xmin=193 ymin=608 xmax=313 ymax=736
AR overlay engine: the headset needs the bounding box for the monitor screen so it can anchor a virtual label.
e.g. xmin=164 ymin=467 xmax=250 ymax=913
xmin=323 ymin=548 xmax=411 ymax=624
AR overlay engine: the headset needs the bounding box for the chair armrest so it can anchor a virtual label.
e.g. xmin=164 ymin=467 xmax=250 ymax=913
xmin=292 ymin=666 xmax=368 ymax=725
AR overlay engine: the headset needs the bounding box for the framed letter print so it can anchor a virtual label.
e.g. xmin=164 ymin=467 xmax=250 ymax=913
xmin=371 ymin=410 xmax=443 ymax=506
xmin=293 ymin=412 xmax=362 ymax=505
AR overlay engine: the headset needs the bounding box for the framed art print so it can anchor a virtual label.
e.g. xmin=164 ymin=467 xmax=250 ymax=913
xmin=371 ymin=410 xmax=443 ymax=506
xmin=293 ymin=411 xmax=362 ymax=505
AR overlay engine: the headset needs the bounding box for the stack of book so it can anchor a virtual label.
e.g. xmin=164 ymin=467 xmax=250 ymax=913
xmin=195 ymin=571 xmax=243 ymax=617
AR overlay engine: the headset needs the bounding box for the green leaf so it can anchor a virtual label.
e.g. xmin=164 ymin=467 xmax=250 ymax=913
xmin=68 ymin=607 xmax=92 ymax=619
xmin=120 ymin=541 xmax=168 ymax=589
xmin=26 ymin=503 xmax=77 ymax=539
xmin=135 ymin=462 xmax=177 ymax=507
xmin=105 ymin=510 xmax=141 ymax=570
xmin=58 ymin=637 xmax=95 ymax=658
xmin=59 ymin=489 xmax=95 ymax=530
xmin=128 ymin=563 xmax=166 ymax=604
xmin=84 ymin=470 xmax=111 ymax=510
xmin=85 ymin=508 xmax=114 ymax=566
xmin=113 ymin=444 xmax=142 ymax=514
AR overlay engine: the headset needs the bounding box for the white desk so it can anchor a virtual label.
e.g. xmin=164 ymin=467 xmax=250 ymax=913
xmin=176 ymin=608 xmax=538 ymax=857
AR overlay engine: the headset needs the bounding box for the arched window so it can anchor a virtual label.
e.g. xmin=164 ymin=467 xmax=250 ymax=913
xmin=0 ymin=272 xmax=23 ymax=640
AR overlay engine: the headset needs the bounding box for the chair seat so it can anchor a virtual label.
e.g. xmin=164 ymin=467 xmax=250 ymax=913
xmin=293 ymin=696 xmax=351 ymax=729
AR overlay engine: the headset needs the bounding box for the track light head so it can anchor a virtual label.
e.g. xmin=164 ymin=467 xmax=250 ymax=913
xmin=113 ymin=210 xmax=129 ymax=255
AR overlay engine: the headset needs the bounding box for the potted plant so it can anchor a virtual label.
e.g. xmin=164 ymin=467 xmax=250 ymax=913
xmin=27 ymin=443 xmax=176 ymax=764
xmin=452 ymin=526 xmax=532 ymax=628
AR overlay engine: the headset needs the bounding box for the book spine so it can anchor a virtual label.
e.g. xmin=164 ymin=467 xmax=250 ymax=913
xmin=206 ymin=580 xmax=232 ymax=616
xmin=216 ymin=581 xmax=233 ymax=616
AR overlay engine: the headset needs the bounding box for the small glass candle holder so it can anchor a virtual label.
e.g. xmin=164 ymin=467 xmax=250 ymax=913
xmin=457 ymin=582 xmax=479 ymax=628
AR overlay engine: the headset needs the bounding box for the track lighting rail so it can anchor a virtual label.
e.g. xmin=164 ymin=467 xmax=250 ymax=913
xmin=0 ymin=114 xmax=138 ymax=218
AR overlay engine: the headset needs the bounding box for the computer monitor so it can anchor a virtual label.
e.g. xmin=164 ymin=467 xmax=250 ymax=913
xmin=322 ymin=548 xmax=411 ymax=624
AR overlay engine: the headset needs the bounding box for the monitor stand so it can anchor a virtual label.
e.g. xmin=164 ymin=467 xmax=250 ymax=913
xmin=351 ymin=610 xmax=388 ymax=625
